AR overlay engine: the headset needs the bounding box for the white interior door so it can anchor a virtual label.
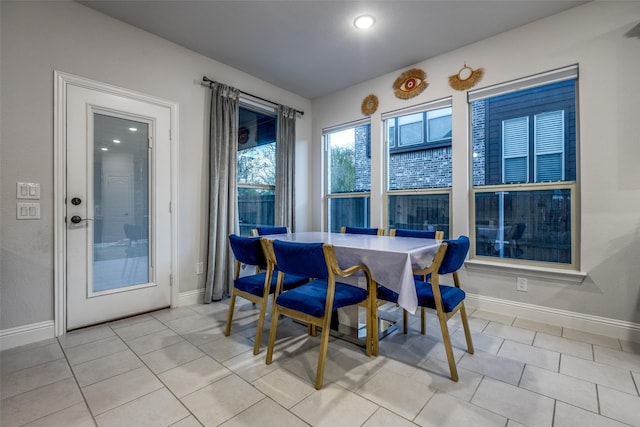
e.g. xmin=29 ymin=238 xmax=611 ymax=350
xmin=66 ymin=84 xmax=172 ymax=330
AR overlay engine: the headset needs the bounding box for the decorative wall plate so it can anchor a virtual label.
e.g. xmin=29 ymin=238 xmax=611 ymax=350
xmin=392 ymin=68 xmax=428 ymax=99
xmin=449 ymin=64 xmax=484 ymax=91
xmin=361 ymin=94 xmax=379 ymax=116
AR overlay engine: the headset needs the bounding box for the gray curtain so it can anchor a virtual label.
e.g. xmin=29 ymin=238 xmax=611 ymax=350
xmin=275 ymin=105 xmax=297 ymax=230
xmin=204 ymin=83 xmax=240 ymax=302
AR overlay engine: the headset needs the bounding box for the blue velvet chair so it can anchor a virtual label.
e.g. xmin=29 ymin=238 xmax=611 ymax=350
xmin=340 ymin=226 xmax=384 ymax=236
xmin=263 ymin=239 xmax=375 ymax=389
xmin=376 ymin=236 xmax=474 ymax=381
xmin=226 ymin=234 xmax=307 ymax=355
xmin=389 ymin=228 xmax=444 ymax=282
xmin=389 ymin=228 xmax=444 ymax=240
xmin=251 ymin=226 xmax=289 ymax=236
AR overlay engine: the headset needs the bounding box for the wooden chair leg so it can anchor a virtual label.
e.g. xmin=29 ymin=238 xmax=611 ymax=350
xmin=265 ymin=304 xmax=280 ymax=365
xmin=252 ymin=297 xmax=269 ymax=355
xmin=224 ymin=292 xmax=237 ymax=336
xmin=458 ymin=303 xmax=475 ymax=354
xmin=436 ymin=311 xmax=458 ymax=382
xmin=315 ymin=317 xmax=332 ymax=389
xmin=420 ymin=307 xmax=426 ymax=335
xmin=370 ymin=297 xmax=378 ymax=357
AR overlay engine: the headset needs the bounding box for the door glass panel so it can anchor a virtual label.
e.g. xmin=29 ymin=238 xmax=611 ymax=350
xmin=93 ymin=113 xmax=150 ymax=292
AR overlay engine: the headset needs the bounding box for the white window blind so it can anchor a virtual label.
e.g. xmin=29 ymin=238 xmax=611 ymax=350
xmin=535 ymin=110 xmax=564 ymax=182
xmin=502 ymin=117 xmax=529 ymax=183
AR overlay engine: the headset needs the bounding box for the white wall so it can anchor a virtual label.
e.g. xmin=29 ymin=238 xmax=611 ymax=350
xmin=311 ymin=2 xmax=640 ymax=332
xmin=0 ymin=1 xmax=312 ymax=331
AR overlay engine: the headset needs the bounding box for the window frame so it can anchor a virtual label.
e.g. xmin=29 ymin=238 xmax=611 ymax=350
xmin=237 ymin=100 xmax=278 ymax=236
xmin=383 ymin=98 xmax=453 ymax=236
xmin=323 ymin=118 xmax=372 ymax=232
xmin=468 ymin=65 xmax=579 ymax=270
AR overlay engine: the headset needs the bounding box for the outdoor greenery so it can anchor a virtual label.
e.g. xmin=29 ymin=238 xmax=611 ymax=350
xmin=330 ymin=146 xmax=355 ymax=193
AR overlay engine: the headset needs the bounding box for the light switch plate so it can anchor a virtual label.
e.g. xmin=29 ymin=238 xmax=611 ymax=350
xmin=17 ymin=182 xmax=40 ymax=199
xmin=17 ymin=202 xmax=40 ymax=219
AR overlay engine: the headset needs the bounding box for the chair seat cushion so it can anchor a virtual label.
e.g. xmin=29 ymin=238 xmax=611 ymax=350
xmin=276 ymin=279 xmax=368 ymax=318
xmin=415 ymin=281 xmax=465 ymax=312
xmin=377 ymin=282 xmax=465 ymax=313
xmin=234 ymin=271 xmax=307 ymax=297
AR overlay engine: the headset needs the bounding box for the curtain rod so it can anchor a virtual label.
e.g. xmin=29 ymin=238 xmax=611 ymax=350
xmin=202 ymin=76 xmax=304 ymax=116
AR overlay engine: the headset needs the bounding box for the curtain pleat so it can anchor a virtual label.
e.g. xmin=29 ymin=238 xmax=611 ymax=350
xmin=204 ymin=83 xmax=240 ymax=302
xmin=275 ymin=105 xmax=296 ymax=230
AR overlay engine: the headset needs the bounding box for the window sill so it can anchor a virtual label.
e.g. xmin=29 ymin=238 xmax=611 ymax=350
xmin=464 ymin=259 xmax=587 ymax=284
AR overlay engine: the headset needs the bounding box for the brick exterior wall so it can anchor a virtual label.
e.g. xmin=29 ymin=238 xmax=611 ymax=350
xmin=472 ymin=100 xmax=486 ymax=186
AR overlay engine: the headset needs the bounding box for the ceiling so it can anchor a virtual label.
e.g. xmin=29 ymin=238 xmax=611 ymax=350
xmin=79 ymin=1 xmax=587 ymax=99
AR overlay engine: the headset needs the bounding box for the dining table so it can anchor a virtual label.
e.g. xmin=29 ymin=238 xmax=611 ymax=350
xmin=262 ymin=231 xmax=442 ymax=314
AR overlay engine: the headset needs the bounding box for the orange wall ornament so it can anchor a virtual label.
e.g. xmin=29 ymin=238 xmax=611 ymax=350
xmin=392 ymin=68 xmax=428 ymax=99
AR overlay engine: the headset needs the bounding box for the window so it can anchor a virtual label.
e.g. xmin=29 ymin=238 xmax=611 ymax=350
xmin=324 ymin=120 xmax=371 ymax=232
xmin=470 ymin=65 xmax=578 ymax=267
xmin=383 ymin=100 xmax=452 ymax=237
xmin=237 ymin=105 xmax=277 ymax=235
xmin=387 ymin=106 xmax=452 ymax=153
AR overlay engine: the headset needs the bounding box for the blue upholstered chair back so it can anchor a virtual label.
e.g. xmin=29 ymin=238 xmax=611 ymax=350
xmin=392 ymin=229 xmax=436 ymax=239
xmin=256 ymin=226 xmax=288 ymax=236
xmin=439 ymin=236 xmax=470 ymax=275
xmin=343 ymin=226 xmax=380 ymax=235
xmin=272 ymin=240 xmax=328 ymax=280
xmin=228 ymin=234 xmax=267 ymax=267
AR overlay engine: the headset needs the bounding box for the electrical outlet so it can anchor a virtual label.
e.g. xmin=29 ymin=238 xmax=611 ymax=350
xmin=516 ymin=277 xmax=528 ymax=292
xmin=196 ymin=262 xmax=204 ymax=275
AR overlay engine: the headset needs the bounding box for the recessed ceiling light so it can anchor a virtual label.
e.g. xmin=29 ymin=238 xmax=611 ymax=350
xmin=129 ymin=127 xmax=137 ymax=132
xmin=354 ymin=15 xmax=375 ymax=30
xmin=113 ymin=139 xmax=121 ymax=143
xmin=101 ymin=147 xmax=108 ymax=151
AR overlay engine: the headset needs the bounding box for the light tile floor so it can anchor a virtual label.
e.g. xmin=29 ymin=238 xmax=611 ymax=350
xmin=2 ymin=301 xmax=639 ymax=426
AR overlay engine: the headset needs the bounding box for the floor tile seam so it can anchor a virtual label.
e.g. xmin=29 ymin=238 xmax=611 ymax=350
xmin=0 ymin=354 xmax=68 ymax=379
xmin=517 ymin=370 xmax=600 ymax=412
xmin=0 ymin=339 xmax=59 ymax=358
xmin=113 ymin=325 xmax=172 ymax=343
xmin=529 ymin=342 xmax=595 ymax=362
xmin=0 ymin=364 xmax=75 ymax=401
xmin=57 ymin=354 xmax=99 ymax=425
xmin=558 ymin=358 xmax=639 ymax=392
xmin=57 ymin=330 xmax=120 ymax=351
xmin=5 ymin=398 xmax=89 ymax=427
xmin=444 ymin=386 xmax=516 ymax=426
xmin=89 ymin=383 xmax=172 ymax=419
xmin=160 ymin=362 xmax=235 ymax=399
xmin=128 ymin=336 xmax=190 ymax=357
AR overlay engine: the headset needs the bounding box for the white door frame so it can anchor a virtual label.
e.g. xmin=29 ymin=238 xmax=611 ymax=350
xmin=54 ymin=71 xmax=179 ymax=336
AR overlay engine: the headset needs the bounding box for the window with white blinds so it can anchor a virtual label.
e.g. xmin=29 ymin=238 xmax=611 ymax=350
xmin=469 ymin=66 xmax=578 ymax=268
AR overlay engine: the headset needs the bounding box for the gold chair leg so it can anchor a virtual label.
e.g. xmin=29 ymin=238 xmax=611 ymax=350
xmin=420 ymin=307 xmax=426 ymax=335
xmin=265 ymin=304 xmax=280 ymax=365
xmin=252 ymin=296 xmax=269 ymax=355
xmin=224 ymin=292 xmax=237 ymax=336
xmin=370 ymin=297 xmax=378 ymax=357
xmin=459 ymin=303 xmax=475 ymax=354
xmin=315 ymin=318 xmax=332 ymax=389
xmin=436 ymin=311 xmax=459 ymax=382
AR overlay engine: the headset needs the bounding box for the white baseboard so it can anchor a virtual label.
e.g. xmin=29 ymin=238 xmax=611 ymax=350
xmin=0 ymin=321 xmax=55 ymax=351
xmin=466 ymin=293 xmax=640 ymax=343
xmin=177 ymin=288 xmax=205 ymax=307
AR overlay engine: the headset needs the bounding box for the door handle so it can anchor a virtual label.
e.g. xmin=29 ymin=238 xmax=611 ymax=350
xmin=70 ymin=215 xmax=93 ymax=224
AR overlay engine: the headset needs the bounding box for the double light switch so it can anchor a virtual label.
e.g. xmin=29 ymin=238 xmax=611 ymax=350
xmin=16 ymin=182 xmax=41 ymax=220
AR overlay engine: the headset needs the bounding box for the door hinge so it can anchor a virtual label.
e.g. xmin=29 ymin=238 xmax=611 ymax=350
xmin=169 ymin=201 xmax=172 ymax=213
xmin=169 ymin=275 xmax=173 ymax=287
xmin=148 ymin=136 xmax=153 ymax=149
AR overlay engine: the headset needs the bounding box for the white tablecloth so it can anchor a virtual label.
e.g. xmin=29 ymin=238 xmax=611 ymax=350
xmin=264 ymin=232 xmax=441 ymax=314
